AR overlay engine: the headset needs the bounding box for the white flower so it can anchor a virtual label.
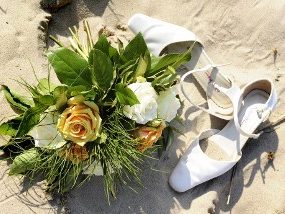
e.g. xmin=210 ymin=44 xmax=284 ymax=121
xmin=157 ymin=86 xmax=181 ymax=122
xmin=83 ymin=161 xmax=104 ymax=176
xmin=123 ymin=82 xmax=158 ymax=124
xmin=29 ymin=112 xmax=66 ymax=149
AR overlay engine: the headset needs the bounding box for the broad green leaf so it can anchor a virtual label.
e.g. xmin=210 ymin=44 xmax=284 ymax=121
xmin=9 ymin=148 xmax=40 ymax=175
xmin=68 ymin=85 xmax=87 ymax=96
xmin=2 ymin=85 xmax=33 ymax=113
xmin=16 ymin=104 xmax=48 ymax=137
xmin=108 ymin=46 xmax=121 ymax=64
xmin=90 ymin=36 xmax=121 ymax=65
xmin=36 ymin=78 xmax=56 ymax=95
xmin=91 ymin=49 xmax=114 ymax=91
xmin=47 ymin=47 xmax=92 ymax=88
xmin=122 ymin=33 xmax=148 ymax=61
xmin=148 ymin=52 xmax=191 ymax=76
xmin=37 ymin=95 xmax=55 ymax=106
xmin=115 ymin=83 xmax=140 ymax=106
xmin=53 ymin=86 xmax=68 ymax=110
xmin=0 ymin=117 xmax=22 ymax=136
xmin=93 ymin=35 xmax=110 ymax=56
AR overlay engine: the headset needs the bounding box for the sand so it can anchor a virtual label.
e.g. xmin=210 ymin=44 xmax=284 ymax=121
xmin=1 ymin=0 xmax=285 ymax=213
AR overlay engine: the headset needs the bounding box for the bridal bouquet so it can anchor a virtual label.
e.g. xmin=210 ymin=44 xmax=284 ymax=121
xmin=0 ymin=21 xmax=190 ymax=198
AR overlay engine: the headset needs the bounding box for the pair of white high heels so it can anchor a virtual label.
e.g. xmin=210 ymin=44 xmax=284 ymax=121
xmin=128 ymin=14 xmax=278 ymax=192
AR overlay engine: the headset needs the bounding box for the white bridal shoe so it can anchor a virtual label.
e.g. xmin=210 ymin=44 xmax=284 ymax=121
xmin=128 ymin=13 xmax=234 ymax=120
xmin=128 ymin=14 xmax=278 ymax=192
xmin=169 ymin=77 xmax=277 ymax=192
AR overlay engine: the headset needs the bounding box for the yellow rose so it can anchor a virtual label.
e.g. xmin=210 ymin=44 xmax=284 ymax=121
xmin=134 ymin=122 xmax=166 ymax=152
xmin=57 ymin=95 xmax=102 ymax=146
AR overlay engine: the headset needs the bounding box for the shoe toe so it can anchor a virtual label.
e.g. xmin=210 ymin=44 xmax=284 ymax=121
xmin=169 ymin=162 xmax=192 ymax=192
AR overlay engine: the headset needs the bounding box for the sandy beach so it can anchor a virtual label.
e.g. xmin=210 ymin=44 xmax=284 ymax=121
xmin=1 ymin=0 xmax=285 ymax=213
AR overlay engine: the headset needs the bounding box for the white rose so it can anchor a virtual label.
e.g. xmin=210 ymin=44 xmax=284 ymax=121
xmin=29 ymin=112 xmax=66 ymax=149
xmin=157 ymin=86 xmax=181 ymax=122
xmin=123 ymin=82 xmax=158 ymax=124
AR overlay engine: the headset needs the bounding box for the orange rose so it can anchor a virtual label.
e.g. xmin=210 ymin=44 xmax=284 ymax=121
xmin=57 ymin=95 xmax=102 ymax=146
xmin=134 ymin=122 xmax=166 ymax=152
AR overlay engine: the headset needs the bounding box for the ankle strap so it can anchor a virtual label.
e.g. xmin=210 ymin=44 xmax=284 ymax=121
xmin=213 ymin=79 xmax=277 ymax=139
xmin=213 ymin=83 xmax=260 ymax=139
xmin=180 ymin=63 xmax=231 ymax=117
xmin=181 ymin=66 xmax=276 ymax=140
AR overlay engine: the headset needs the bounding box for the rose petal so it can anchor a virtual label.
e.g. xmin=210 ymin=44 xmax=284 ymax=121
xmin=29 ymin=113 xmax=66 ymax=149
xmin=157 ymin=86 xmax=181 ymax=122
xmin=123 ymin=82 xmax=158 ymax=124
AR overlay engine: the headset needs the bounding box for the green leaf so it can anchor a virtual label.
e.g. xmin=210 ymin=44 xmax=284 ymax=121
xmin=133 ymin=51 xmax=150 ymax=79
xmin=68 ymin=85 xmax=96 ymax=100
xmin=117 ymin=38 xmax=124 ymax=54
xmin=68 ymin=85 xmax=87 ymax=96
xmin=0 ymin=117 xmax=22 ymax=136
xmin=37 ymin=95 xmax=55 ymax=106
xmin=53 ymin=86 xmax=68 ymax=110
xmin=93 ymin=35 xmax=110 ymax=56
xmin=151 ymin=66 xmax=178 ymax=89
xmin=61 ymin=167 xmax=79 ymax=193
xmin=1 ymin=85 xmax=33 ymax=113
xmin=91 ymin=49 xmax=114 ymax=91
xmin=47 ymin=47 xmax=92 ymax=88
xmin=90 ymin=36 xmax=121 ymax=65
xmin=9 ymin=148 xmax=40 ymax=175
xmin=16 ymin=104 xmax=48 ymax=137
xmin=148 ymin=52 xmax=191 ymax=76
xmin=115 ymin=83 xmax=140 ymax=106
xmin=123 ymin=33 xmax=148 ymax=61
xmin=158 ymin=126 xmax=174 ymax=158
xmin=36 ymin=78 xmax=56 ymax=95
xmin=108 ymin=46 xmax=121 ymax=64
xmin=164 ymin=126 xmax=174 ymax=150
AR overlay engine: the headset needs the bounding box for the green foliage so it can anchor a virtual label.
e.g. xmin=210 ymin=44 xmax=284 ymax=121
xmin=115 ymin=83 xmax=140 ymax=106
xmin=94 ymin=107 xmax=143 ymax=200
xmin=36 ymin=78 xmax=56 ymax=95
xmin=133 ymin=51 xmax=150 ymax=80
xmin=53 ymin=86 xmax=68 ymax=110
xmin=157 ymin=126 xmax=174 ymax=157
xmin=47 ymin=47 xmax=92 ymax=88
xmin=90 ymin=49 xmax=115 ymax=91
xmin=0 ymin=116 xmax=22 ymax=136
xmin=148 ymin=52 xmax=191 ymax=77
xmin=151 ymin=66 xmax=178 ymax=90
xmin=16 ymin=104 xmax=48 ymax=137
xmin=122 ymin=33 xmax=148 ymax=61
xmin=0 ymin=137 xmax=34 ymax=157
xmin=1 ymin=85 xmax=33 ymax=113
xmin=10 ymin=148 xmax=40 ymax=175
xmin=40 ymin=151 xmax=82 ymax=194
